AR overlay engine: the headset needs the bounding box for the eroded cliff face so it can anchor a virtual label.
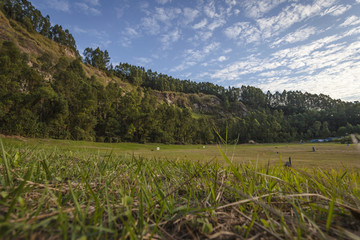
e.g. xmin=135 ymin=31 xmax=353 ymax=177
xmin=152 ymin=91 xmax=248 ymax=117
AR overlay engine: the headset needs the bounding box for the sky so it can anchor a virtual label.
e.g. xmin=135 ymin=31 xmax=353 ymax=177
xmin=30 ymin=0 xmax=360 ymax=102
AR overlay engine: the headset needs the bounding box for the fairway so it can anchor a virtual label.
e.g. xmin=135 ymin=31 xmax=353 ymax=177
xmin=3 ymin=136 xmax=360 ymax=170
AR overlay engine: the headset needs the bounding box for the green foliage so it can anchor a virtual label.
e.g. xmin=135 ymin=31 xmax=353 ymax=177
xmin=83 ymin=47 xmax=110 ymax=71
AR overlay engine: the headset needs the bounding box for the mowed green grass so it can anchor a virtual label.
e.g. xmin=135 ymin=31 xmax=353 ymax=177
xmin=3 ymin=136 xmax=360 ymax=170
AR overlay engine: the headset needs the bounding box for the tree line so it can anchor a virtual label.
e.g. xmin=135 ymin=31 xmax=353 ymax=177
xmin=84 ymin=47 xmax=360 ymax=143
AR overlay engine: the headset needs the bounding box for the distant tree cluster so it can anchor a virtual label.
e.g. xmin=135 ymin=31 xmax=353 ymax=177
xmin=0 ymin=0 xmax=76 ymax=50
xmin=95 ymin=59 xmax=360 ymax=143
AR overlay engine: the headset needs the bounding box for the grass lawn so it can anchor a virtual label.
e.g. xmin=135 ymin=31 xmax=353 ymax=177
xmin=2 ymin=136 xmax=360 ymax=170
xmin=0 ymin=136 xmax=360 ymax=239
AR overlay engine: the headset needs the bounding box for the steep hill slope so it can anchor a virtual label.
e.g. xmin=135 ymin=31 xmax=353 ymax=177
xmin=0 ymin=10 xmax=126 ymax=87
xmin=0 ymin=9 xmax=228 ymax=113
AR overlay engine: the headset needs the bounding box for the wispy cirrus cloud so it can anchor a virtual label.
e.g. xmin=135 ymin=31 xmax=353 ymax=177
xmin=243 ymin=0 xmax=287 ymax=18
xmin=48 ymin=0 xmax=70 ymax=12
xmin=120 ymin=27 xmax=140 ymax=47
xmin=183 ymin=8 xmax=199 ymax=25
xmin=340 ymin=16 xmax=360 ymax=27
xmin=225 ymin=0 xmax=339 ymax=46
xmin=211 ymin=31 xmax=360 ymax=100
xmin=115 ymin=0 xmax=130 ymax=19
xmin=141 ymin=17 xmax=161 ymax=35
xmin=161 ymin=29 xmax=181 ymax=49
xmin=156 ymin=0 xmax=172 ymax=4
xmin=133 ymin=57 xmax=152 ymax=66
xmin=271 ymin=27 xmax=317 ymax=47
xmin=73 ymin=26 xmax=111 ymax=48
xmin=321 ymin=4 xmax=351 ymax=16
xmin=257 ymin=0 xmax=336 ymax=39
xmin=75 ymin=2 xmax=101 ymax=15
xmin=208 ymin=18 xmax=226 ymax=31
xmin=171 ymin=42 xmax=220 ymax=71
xmin=154 ymin=7 xmax=181 ymax=23
xmin=204 ymin=1 xmax=216 ymax=19
xmin=140 ymin=7 xmax=181 ymax=35
xmin=83 ymin=0 xmax=100 ymax=6
xmin=193 ymin=19 xmax=208 ymax=29
xmin=224 ymin=22 xmax=261 ymax=44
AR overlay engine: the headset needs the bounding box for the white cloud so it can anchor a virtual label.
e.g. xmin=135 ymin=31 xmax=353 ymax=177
xmin=156 ymin=0 xmax=171 ymax=4
xmin=74 ymin=26 xmax=111 ymax=49
xmin=195 ymin=31 xmax=213 ymax=41
xmin=140 ymin=1 xmax=150 ymax=11
xmin=344 ymin=25 xmax=360 ymax=37
xmin=115 ymin=3 xmax=130 ymax=19
xmin=224 ymin=48 xmax=232 ymax=54
xmin=161 ymin=29 xmax=181 ymax=49
xmin=154 ymin=7 xmax=181 ymax=23
xmin=120 ymin=27 xmax=140 ymax=47
xmin=48 ymin=0 xmax=70 ymax=12
xmin=340 ymin=16 xmax=360 ymax=27
xmin=193 ymin=19 xmax=208 ymax=29
xmin=224 ymin=22 xmax=245 ymax=39
xmin=224 ymin=22 xmax=261 ymax=44
xmin=204 ymin=1 xmax=216 ymax=18
xmin=272 ymin=27 xmax=317 ymax=47
xmin=321 ymin=5 xmax=351 ymax=16
xmin=171 ymin=42 xmax=220 ymax=72
xmin=208 ymin=18 xmax=226 ymax=31
xmin=218 ymin=56 xmax=227 ymax=62
xmin=243 ymin=0 xmax=286 ymax=18
xmin=83 ymin=0 xmax=99 ymax=6
xmin=125 ymin=27 xmax=139 ymax=37
xmin=257 ymin=0 xmax=336 ymax=39
xmin=183 ymin=8 xmax=199 ymax=25
xmin=258 ymin=70 xmax=291 ymax=77
xmin=134 ymin=57 xmax=152 ymax=66
xmin=76 ymin=2 xmax=101 ymax=15
xmin=141 ymin=17 xmax=161 ymax=35
xmin=210 ymin=31 xmax=360 ymax=101
xmin=225 ymin=0 xmax=237 ymax=16
xmin=140 ymin=7 xmax=181 ymax=35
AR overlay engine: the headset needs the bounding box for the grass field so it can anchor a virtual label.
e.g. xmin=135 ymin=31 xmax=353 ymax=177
xmin=0 ymin=136 xmax=360 ymax=239
xmin=2 ymin=136 xmax=360 ymax=169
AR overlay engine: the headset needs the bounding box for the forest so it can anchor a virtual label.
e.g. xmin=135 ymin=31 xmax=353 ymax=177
xmin=0 ymin=0 xmax=360 ymax=144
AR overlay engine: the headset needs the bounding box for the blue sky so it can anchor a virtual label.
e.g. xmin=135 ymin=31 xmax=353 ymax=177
xmin=30 ymin=0 xmax=360 ymax=101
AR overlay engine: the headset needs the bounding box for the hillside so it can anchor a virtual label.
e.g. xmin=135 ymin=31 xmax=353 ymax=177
xmin=0 ymin=9 xmax=229 ymax=114
xmin=0 ymin=1 xmax=360 ymax=144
